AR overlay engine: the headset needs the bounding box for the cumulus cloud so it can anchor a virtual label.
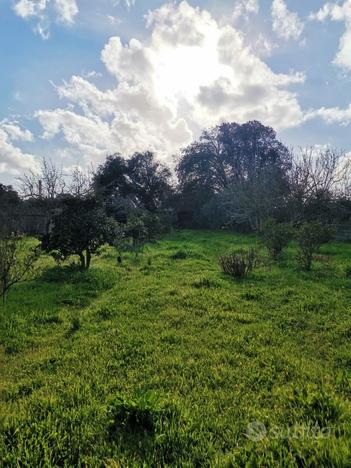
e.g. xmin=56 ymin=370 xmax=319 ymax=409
xmin=272 ymin=0 xmax=304 ymax=41
xmin=310 ymin=0 xmax=351 ymax=70
xmin=0 ymin=124 xmax=38 ymax=176
xmin=13 ymin=0 xmax=78 ymax=38
xmin=25 ymin=1 xmax=305 ymax=170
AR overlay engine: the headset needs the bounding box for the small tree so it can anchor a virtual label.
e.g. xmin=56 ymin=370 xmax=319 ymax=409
xmin=41 ymin=197 xmax=116 ymax=270
xmin=112 ymin=223 xmax=128 ymax=264
xmin=0 ymin=234 xmax=40 ymax=305
xmin=296 ymin=222 xmax=334 ymax=271
xmin=124 ymin=214 xmax=149 ymax=258
xmin=261 ymin=218 xmax=293 ymax=260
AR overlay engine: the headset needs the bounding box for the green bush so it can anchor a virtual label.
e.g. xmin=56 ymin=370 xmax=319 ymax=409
xmin=219 ymin=248 xmax=258 ymax=279
xmin=296 ymin=223 xmax=334 ymax=271
xmin=261 ymin=218 xmax=292 ymax=260
xmin=171 ymin=250 xmax=187 ymax=260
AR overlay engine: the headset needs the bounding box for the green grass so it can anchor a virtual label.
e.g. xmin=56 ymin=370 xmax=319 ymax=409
xmin=0 ymin=230 xmax=350 ymax=466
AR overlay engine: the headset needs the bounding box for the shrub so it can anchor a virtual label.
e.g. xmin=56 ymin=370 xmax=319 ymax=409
xmin=171 ymin=250 xmax=187 ymax=260
xmin=0 ymin=234 xmax=40 ymax=305
xmin=219 ymin=249 xmax=258 ymax=279
xmin=296 ymin=222 xmax=334 ymax=271
xmin=261 ymin=218 xmax=292 ymax=260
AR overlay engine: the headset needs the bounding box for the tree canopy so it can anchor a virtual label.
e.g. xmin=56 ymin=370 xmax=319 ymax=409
xmin=41 ymin=197 xmax=116 ymax=269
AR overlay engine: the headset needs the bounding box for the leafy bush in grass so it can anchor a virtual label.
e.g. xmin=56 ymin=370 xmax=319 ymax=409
xmin=261 ymin=218 xmax=293 ymax=260
xmin=171 ymin=250 xmax=187 ymax=260
xmin=296 ymin=223 xmax=334 ymax=271
xmin=219 ymin=249 xmax=258 ymax=278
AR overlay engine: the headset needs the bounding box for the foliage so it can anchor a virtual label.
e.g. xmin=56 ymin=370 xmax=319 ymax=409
xmin=0 ymin=234 xmax=40 ymax=305
xmin=219 ymin=248 xmax=258 ymax=278
xmin=41 ymin=196 xmax=117 ymax=269
xmin=94 ymin=151 xmax=173 ymax=213
xmin=177 ymin=120 xmax=291 ymax=193
xmin=171 ymin=250 xmax=187 ymax=260
xmin=261 ymin=218 xmax=293 ymax=260
xmin=112 ymin=222 xmax=129 ymax=264
xmin=0 ymin=184 xmax=21 ymax=233
xmin=176 ymin=121 xmax=292 ymax=229
xmin=296 ymin=222 xmax=334 ymax=271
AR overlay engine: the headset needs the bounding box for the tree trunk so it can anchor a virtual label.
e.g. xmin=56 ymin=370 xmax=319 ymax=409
xmin=2 ymin=279 xmax=7 ymax=306
xmin=85 ymin=250 xmax=91 ymax=269
xmin=79 ymin=252 xmax=86 ymax=270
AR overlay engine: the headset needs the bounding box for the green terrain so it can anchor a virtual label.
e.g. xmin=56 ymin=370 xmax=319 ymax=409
xmin=1 ymin=230 xmax=351 ymax=466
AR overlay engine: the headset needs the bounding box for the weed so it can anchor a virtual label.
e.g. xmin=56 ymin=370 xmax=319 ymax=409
xmin=219 ymin=248 xmax=258 ymax=278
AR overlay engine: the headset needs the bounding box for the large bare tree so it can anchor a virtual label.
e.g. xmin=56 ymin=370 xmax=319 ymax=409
xmin=288 ymin=147 xmax=351 ymax=221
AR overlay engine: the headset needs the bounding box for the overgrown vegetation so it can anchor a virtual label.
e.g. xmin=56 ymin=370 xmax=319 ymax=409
xmin=0 ymin=233 xmax=40 ymax=305
xmin=296 ymin=222 xmax=334 ymax=271
xmin=219 ymin=248 xmax=258 ymax=278
xmin=1 ymin=118 xmax=351 ymax=465
xmin=0 ymin=230 xmax=351 ymax=466
xmin=261 ymin=218 xmax=293 ymax=260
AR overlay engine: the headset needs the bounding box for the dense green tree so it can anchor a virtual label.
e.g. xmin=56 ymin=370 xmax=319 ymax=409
xmin=41 ymin=197 xmax=117 ymax=269
xmin=176 ymin=121 xmax=292 ymax=229
xmin=177 ymin=121 xmax=291 ymax=192
xmin=94 ymin=152 xmax=173 ymax=214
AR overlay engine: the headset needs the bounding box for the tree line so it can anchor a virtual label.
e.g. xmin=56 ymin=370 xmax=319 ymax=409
xmin=2 ymin=120 xmax=350 ymax=234
xmin=1 ymin=120 xmax=350 ymax=301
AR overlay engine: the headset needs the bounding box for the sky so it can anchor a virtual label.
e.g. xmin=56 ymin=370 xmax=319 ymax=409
xmin=1 ymin=0 xmax=351 ymax=186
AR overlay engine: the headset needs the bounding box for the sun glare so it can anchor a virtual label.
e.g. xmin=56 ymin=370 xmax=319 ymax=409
xmin=154 ymin=34 xmax=228 ymax=103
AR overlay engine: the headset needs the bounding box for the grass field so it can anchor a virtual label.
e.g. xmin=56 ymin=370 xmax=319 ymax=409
xmin=0 ymin=230 xmax=350 ymax=466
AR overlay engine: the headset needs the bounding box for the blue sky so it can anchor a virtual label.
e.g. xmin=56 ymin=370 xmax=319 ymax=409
xmin=1 ymin=0 xmax=351 ymax=186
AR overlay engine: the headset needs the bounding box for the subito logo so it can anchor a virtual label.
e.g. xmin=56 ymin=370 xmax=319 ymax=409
xmin=245 ymin=420 xmax=267 ymax=441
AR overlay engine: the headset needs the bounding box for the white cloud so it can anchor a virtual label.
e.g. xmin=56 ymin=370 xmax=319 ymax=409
xmin=304 ymin=104 xmax=351 ymax=126
xmin=0 ymin=126 xmax=38 ymax=176
xmin=0 ymin=120 xmax=34 ymax=143
xmin=53 ymin=0 xmax=79 ymax=24
xmin=272 ymin=0 xmax=304 ymax=41
xmin=310 ymin=0 xmax=351 ymax=70
xmin=113 ymin=0 xmax=136 ymax=9
xmin=233 ymin=0 xmax=259 ymax=20
xmin=13 ymin=0 xmax=78 ymax=38
xmin=24 ymin=1 xmax=305 ymax=171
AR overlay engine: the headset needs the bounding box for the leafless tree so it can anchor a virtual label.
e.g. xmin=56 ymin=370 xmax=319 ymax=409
xmin=220 ymin=169 xmax=287 ymax=232
xmin=291 ymin=147 xmax=351 ymax=200
xmin=19 ymin=157 xmax=66 ymax=200
xmin=287 ymin=147 xmax=351 ymax=222
xmin=68 ymin=165 xmax=94 ymax=198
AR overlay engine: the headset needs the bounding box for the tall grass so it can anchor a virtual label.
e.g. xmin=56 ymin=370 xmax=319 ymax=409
xmin=0 ymin=230 xmax=350 ymax=466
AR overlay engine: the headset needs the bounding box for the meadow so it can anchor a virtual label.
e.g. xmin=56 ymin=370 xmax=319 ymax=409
xmin=0 ymin=230 xmax=350 ymax=467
